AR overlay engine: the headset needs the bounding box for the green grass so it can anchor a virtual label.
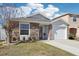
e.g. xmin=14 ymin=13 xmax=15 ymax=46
xmin=0 ymin=41 xmax=74 ymax=56
xmin=0 ymin=40 xmax=4 ymax=46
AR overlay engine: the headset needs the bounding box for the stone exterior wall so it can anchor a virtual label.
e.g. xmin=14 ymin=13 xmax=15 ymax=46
xmin=8 ymin=21 xmax=19 ymax=43
xmin=30 ymin=23 xmax=39 ymax=40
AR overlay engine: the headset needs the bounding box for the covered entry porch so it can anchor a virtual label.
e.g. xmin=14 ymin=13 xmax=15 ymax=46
xmin=39 ymin=24 xmax=52 ymax=40
xmin=7 ymin=20 xmax=51 ymax=43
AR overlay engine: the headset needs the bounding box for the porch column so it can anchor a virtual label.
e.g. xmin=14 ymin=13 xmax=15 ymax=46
xmin=48 ymin=25 xmax=52 ymax=40
xmin=76 ymin=28 xmax=79 ymax=40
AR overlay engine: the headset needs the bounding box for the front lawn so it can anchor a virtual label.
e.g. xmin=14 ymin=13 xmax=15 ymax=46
xmin=0 ymin=41 xmax=74 ymax=56
xmin=0 ymin=40 xmax=4 ymax=46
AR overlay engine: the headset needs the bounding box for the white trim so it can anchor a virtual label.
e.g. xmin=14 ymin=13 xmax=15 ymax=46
xmin=19 ymin=22 xmax=30 ymax=35
xmin=11 ymin=20 xmax=50 ymax=25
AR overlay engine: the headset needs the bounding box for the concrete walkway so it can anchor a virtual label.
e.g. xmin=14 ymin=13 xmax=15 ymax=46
xmin=41 ymin=40 xmax=79 ymax=56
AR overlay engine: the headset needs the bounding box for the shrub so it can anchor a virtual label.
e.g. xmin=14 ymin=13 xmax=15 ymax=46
xmin=28 ymin=37 xmax=37 ymax=42
xmin=69 ymin=36 xmax=74 ymax=39
xmin=0 ymin=43 xmax=3 ymax=46
xmin=69 ymin=33 xmax=75 ymax=40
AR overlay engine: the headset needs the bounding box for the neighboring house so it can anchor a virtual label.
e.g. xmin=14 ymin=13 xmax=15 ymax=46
xmin=0 ymin=24 xmax=7 ymax=40
xmin=6 ymin=13 xmax=79 ymax=43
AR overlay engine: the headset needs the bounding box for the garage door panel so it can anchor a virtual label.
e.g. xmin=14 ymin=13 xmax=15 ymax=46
xmin=53 ymin=26 xmax=67 ymax=40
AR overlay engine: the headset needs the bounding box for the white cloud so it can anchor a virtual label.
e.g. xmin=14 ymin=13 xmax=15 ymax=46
xmin=14 ymin=3 xmax=44 ymax=17
xmin=27 ymin=3 xmax=44 ymax=9
xmin=1 ymin=3 xmax=62 ymax=20
xmin=14 ymin=3 xmax=61 ymax=19
xmin=20 ymin=6 xmax=32 ymax=17
xmin=14 ymin=6 xmax=32 ymax=18
xmin=46 ymin=5 xmax=59 ymax=15
xmin=37 ymin=4 xmax=60 ymax=19
xmin=54 ymin=13 xmax=61 ymax=17
xmin=47 ymin=5 xmax=59 ymax=12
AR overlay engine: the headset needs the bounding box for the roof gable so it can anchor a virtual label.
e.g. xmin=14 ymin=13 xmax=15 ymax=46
xmin=52 ymin=13 xmax=79 ymax=21
xmin=27 ymin=14 xmax=50 ymax=22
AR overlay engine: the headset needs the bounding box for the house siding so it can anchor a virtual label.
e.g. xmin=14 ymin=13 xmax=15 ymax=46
xmin=76 ymin=28 xmax=79 ymax=40
xmin=60 ymin=14 xmax=79 ymax=40
xmin=69 ymin=16 xmax=79 ymax=28
xmin=48 ymin=24 xmax=52 ymax=40
xmin=68 ymin=15 xmax=79 ymax=40
xmin=62 ymin=15 xmax=70 ymax=24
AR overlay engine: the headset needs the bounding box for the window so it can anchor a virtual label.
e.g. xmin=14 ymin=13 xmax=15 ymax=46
xmin=20 ymin=24 xmax=29 ymax=30
xmin=20 ymin=24 xmax=29 ymax=35
xmin=73 ymin=16 xmax=76 ymax=22
xmin=20 ymin=30 xmax=29 ymax=35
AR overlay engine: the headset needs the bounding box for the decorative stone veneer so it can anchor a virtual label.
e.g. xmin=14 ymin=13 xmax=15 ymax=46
xmin=8 ymin=21 xmax=19 ymax=43
xmin=30 ymin=23 xmax=39 ymax=40
xmin=8 ymin=21 xmax=51 ymax=42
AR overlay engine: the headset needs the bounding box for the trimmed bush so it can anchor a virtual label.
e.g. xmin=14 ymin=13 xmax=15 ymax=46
xmin=69 ymin=33 xmax=75 ymax=40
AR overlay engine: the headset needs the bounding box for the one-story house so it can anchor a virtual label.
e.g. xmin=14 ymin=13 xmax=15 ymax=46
xmin=6 ymin=13 xmax=79 ymax=43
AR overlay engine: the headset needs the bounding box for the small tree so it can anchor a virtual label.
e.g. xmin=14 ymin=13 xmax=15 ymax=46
xmin=2 ymin=25 xmax=9 ymax=44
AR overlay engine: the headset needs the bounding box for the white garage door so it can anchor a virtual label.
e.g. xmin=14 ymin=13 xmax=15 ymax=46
xmin=54 ymin=26 xmax=67 ymax=40
xmin=53 ymin=20 xmax=68 ymax=40
xmin=53 ymin=22 xmax=67 ymax=40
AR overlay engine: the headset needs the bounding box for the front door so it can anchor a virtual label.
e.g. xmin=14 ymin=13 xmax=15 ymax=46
xmin=39 ymin=26 xmax=43 ymax=39
xmin=39 ymin=25 xmax=48 ymax=40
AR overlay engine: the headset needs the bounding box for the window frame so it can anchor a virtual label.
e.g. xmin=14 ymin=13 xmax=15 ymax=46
xmin=20 ymin=24 xmax=29 ymax=30
xmin=19 ymin=23 xmax=30 ymax=35
xmin=20 ymin=30 xmax=29 ymax=35
xmin=73 ymin=16 xmax=77 ymax=22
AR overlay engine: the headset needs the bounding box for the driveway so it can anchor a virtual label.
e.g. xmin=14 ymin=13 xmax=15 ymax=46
xmin=41 ymin=40 xmax=79 ymax=56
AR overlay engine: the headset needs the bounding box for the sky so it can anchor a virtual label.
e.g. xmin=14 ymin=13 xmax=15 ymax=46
xmin=0 ymin=3 xmax=79 ymax=25
xmin=1 ymin=3 xmax=79 ymax=14
xmin=13 ymin=3 xmax=79 ymax=14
